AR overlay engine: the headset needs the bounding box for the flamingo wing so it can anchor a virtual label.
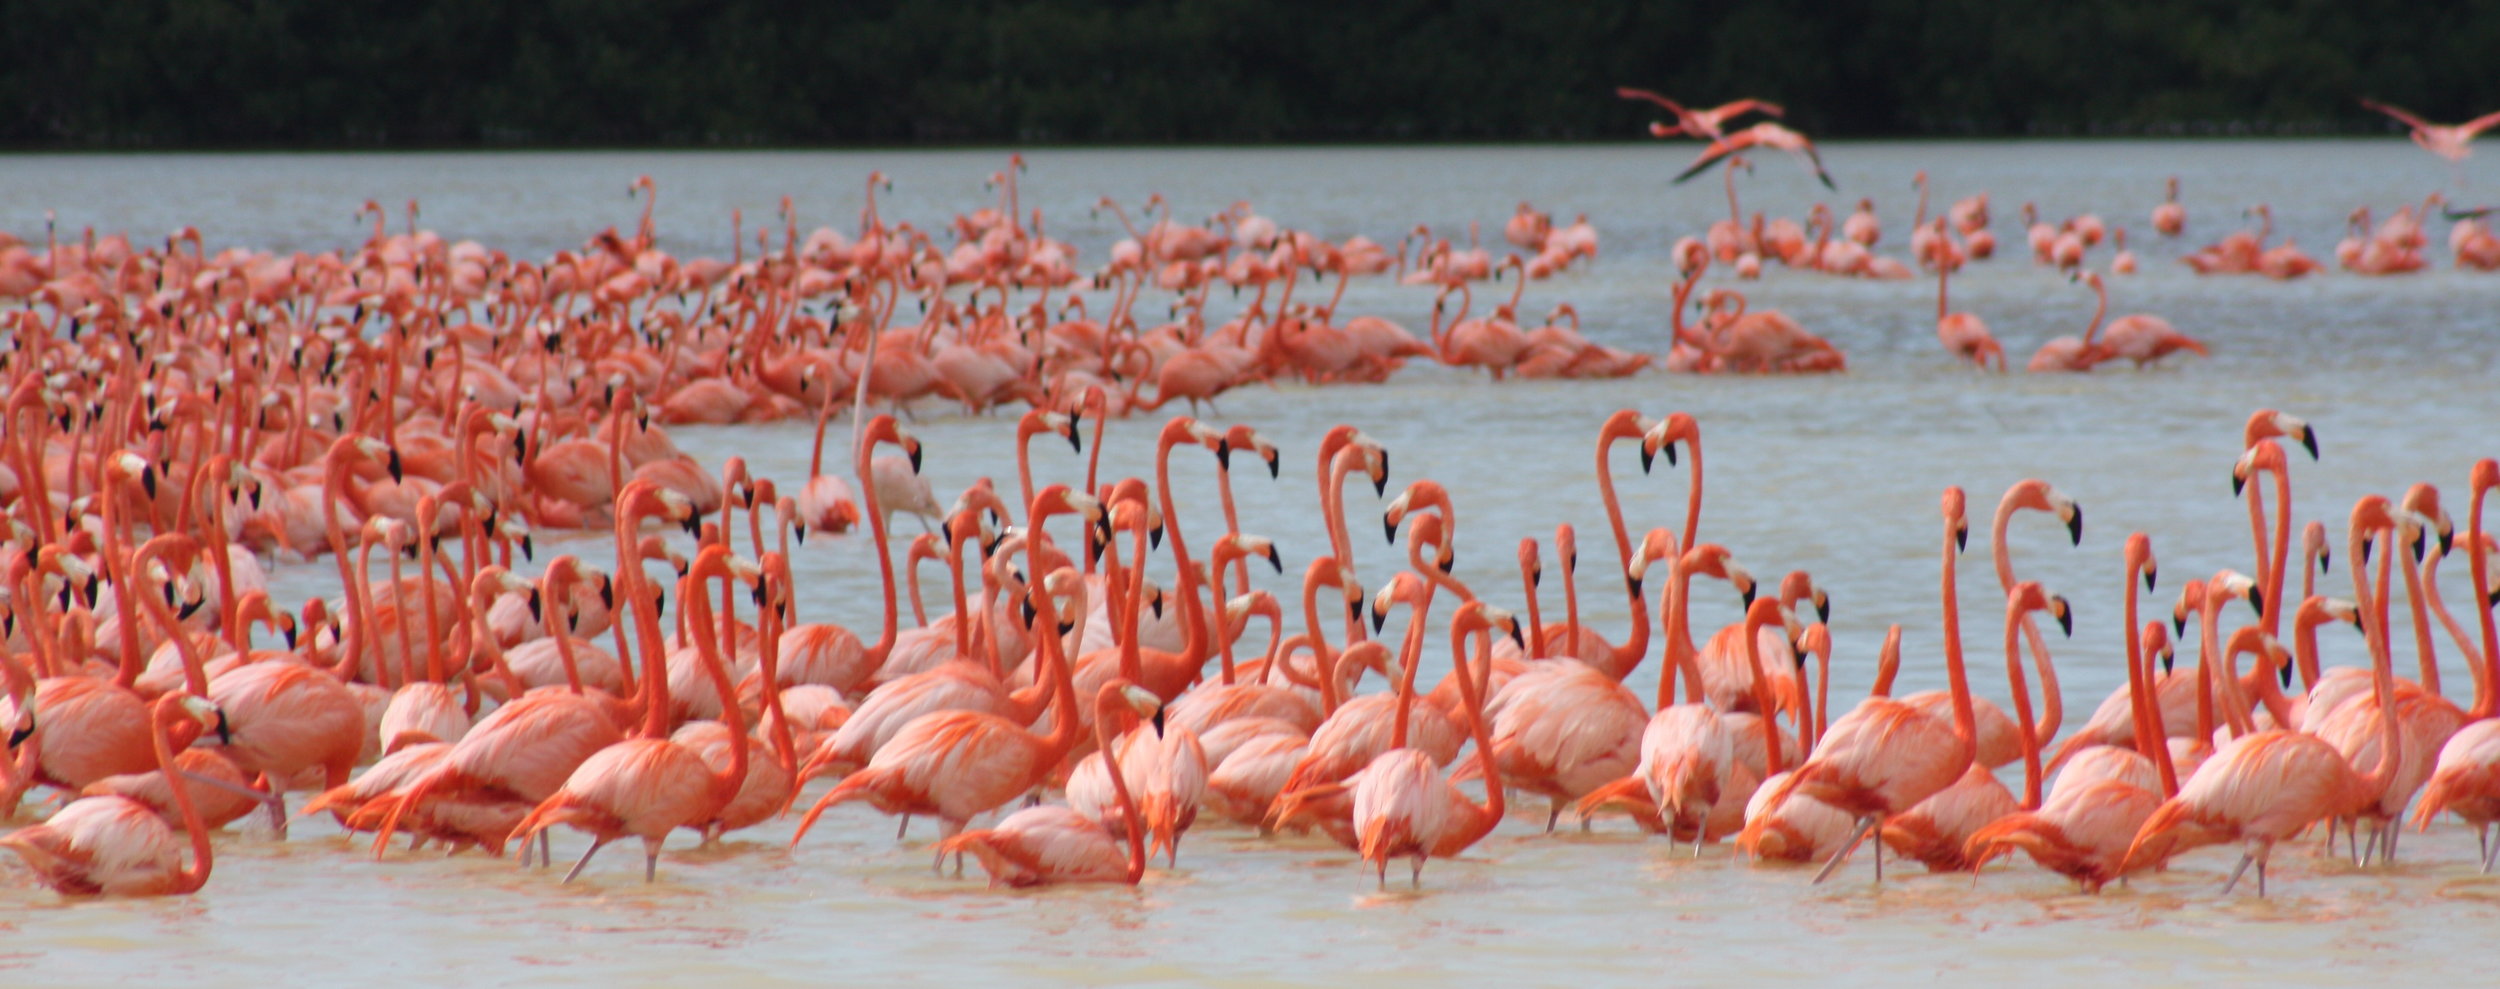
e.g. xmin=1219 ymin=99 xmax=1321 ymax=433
xmin=2359 ymin=99 xmax=2434 ymax=132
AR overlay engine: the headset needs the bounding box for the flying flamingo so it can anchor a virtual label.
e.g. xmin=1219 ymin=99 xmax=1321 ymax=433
xmin=1616 ymin=88 xmax=1785 ymax=142
xmin=2360 ymin=99 xmax=2500 ymax=183
xmin=1673 ymin=123 xmax=1837 ymax=190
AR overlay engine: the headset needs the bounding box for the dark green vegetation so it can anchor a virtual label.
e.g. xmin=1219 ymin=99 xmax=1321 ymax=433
xmin=4 ymin=0 xmax=2493 ymax=148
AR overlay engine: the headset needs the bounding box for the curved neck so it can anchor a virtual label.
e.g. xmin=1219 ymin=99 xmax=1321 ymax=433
xmin=2398 ymin=527 xmax=2444 ymax=696
xmin=1450 ymin=621 xmax=1502 ymax=826
xmin=858 ymin=440 xmax=899 ymax=663
xmin=1091 ymin=689 xmax=1148 ymax=884
xmin=1939 ymin=515 xmax=1977 ymax=772
xmin=2474 ymin=479 xmax=2497 ymax=719
xmin=2004 ymin=602 xmax=2042 ymax=808
xmin=2350 ymin=523 xmax=2402 ymax=798
xmin=1742 ymin=606 xmax=1785 ymax=775
xmin=153 ymin=702 xmax=212 ymax=893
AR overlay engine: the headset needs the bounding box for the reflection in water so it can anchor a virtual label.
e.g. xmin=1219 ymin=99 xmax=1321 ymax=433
xmin=3 ymin=142 xmax=2498 ymax=985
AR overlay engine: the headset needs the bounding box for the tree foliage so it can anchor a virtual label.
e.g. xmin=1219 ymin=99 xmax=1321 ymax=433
xmin=3 ymin=0 xmax=2492 ymax=147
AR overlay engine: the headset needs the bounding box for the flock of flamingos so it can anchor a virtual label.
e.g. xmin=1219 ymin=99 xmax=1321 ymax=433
xmin=2 ymin=94 xmax=2498 ymax=902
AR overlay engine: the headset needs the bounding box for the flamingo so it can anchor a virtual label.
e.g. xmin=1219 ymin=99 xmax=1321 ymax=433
xmin=2360 ymin=99 xmax=2500 ymax=182
xmin=1672 ymin=123 xmax=1836 ymax=190
xmin=1742 ymin=487 xmax=1984 ymax=883
xmin=1933 ymin=221 xmax=2003 ymax=371
xmin=932 ymin=680 xmax=1161 ymax=887
xmin=2120 ymin=496 xmax=2409 ymax=895
xmin=1349 ymin=601 xmax=1512 ymax=887
xmin=0 ymin=693 xmax=220 ymax=897
xmin=2153 ymin=177 xmax=2185 ymax=237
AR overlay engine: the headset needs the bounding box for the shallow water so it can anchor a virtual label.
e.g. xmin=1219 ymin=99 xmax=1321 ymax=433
xmin=4 ymin=143 xmax=2498 ymax=986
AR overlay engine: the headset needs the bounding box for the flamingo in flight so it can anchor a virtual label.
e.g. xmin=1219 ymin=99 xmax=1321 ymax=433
xmin=1616 ymin=88 xmax=1786 ymax=142
xmin=1673 ymin=124 xmax=1836 ymax=191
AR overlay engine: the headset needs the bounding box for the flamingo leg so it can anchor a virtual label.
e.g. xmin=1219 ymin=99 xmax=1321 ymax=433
xmin=539 ymin=831 xmax=552 ymax=868
xmin=2381 ymin=819 xmax=2400 ymax=863
xmin=1812 ymin=817 xmax=1876 ymax=884
xmin=2481 ymin=827 xmax=2497 ymax=874
xmin=564 ymin=836 xmax=613 ymax=883
xmin=1410 ymin=853 xmax=1425 ymax=888
xmin=897 ymin=813 xmax=911 ymax=841
xmin=642 ymin=837 xmax=664 ymax=882
xmin=2221 ymin=851 xmax=2256 ymax=894
xmin=1545 ymin=798 xmax=1564 ymax=833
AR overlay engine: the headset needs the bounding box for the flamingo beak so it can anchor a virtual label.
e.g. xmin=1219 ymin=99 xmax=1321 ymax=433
xmin=2066 ymin=507 xmax=2084 ymax=546
xmin=1382 ymin=515 xmax=1399 ymax=546
xmin=527 ymin=589 xmax=543 ymax=625
xmin=1814 ymin=591 xmax=1832 ymax=624
xmin=2145 ymin=567 xmax=2158 ymax=592
xmin=7 ymin=715 xmax=32 ymax=748
xmin=2298 ymin=426 xmax=2319 ymax=460
xmin=1265 ymin=545 xmax=1283 ymax=573
xmin=2054 ymin=598 xmax=2074 ymax=638
xmin=1265 ymin=452 xmax=1280 ymax=480
xmin=214 ymin=709 xmax=233 ymax=747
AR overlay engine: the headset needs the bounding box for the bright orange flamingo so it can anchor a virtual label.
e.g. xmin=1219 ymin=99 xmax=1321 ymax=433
xmin=0 ymin=692 xmax=220 ymax=896
xmin=2121 ymin=496 xmax=2408 ymax=895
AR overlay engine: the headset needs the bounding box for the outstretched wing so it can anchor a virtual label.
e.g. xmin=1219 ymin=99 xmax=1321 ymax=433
xmin=2359 ymin=98 xmax=2433 ymax=131
xmin=2460 ymin=109 xmax=2500 ymax=138
xmin=1615 ymin=87 xmax=1687 ymax=115
xmin=1672 ymin=134 xmax=1755 ymax=185
xmin=1712 ymin=99 xmax=1786 ymax=122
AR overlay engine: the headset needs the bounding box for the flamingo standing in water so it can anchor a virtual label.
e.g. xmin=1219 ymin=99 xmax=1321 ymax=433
xmin=2413 ymin=458 xmax=2500 ymax=869
xmin=1349 ymin=601 xmax=1513 ymax=887
xmin=2121 ymin=496 xmax=2409 ymax=896
xmin=935 ymin=676 xmax=1163 ymax=888
xmin=2153 ymin=178 xmax=2185 ymax=237
xmin=509 ymin=544 xmax=753 ymax=882
xmin=0 ymin=693 xmax=221 ymax=897
xmin=1742 ymin=487 xmax=1985 ymax=883
xmin=1932 ymin=220 xmax=2003 ymax=371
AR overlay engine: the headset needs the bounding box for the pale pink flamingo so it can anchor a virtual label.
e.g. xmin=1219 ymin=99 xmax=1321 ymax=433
xmin=2152 ymin=177 xmax=2185 ymax=237
xmin=0 ymin=693 xmax=219 ymax=896
xmin=1933 ymin=220 xmax=2004 ymax=371
xmin=1349 ymin=601 xmax=1512 ymax=886
xmin=2413 ymin=459 xmax=2500 ymax=869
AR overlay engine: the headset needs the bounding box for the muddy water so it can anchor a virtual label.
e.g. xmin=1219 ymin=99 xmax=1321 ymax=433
xmin=3 ymin=142 xmax=2497 ymax=985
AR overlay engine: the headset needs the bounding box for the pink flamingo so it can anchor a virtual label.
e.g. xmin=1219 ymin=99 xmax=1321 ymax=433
xmin=933 ymin=679 xmax=1161 ymax=887
xmin=2121 ymin=496 xmax=2408 ymax=895
xmin=0 ymin=693 xmax=219 ymax=896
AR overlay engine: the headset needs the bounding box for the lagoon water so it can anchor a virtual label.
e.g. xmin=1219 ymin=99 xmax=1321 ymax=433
xmin=3 ymin=142 xmax=2497 ymax=985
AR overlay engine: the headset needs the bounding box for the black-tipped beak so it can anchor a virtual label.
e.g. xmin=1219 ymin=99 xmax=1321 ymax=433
xmin=1382 ymin=517 xmax=1399 ymax=545
xmin=2066 ymin=508 xmax=2084 ymax=546
xmin=2172 ymin=614 xmax=2186 ymax=637
xmin=1627 ymin=575 xmax=1644 ymax=599
xmin=2055 ymin=604 xmax=2073 ymax=638
xmin=2159 ymin=648 xmax=2175 ymax=675
xmin=1148 ymin=592 xmax=1163 ymax=620
xmin=2299 ymin=427 xmax=2318 ymax=460
xmin=2247 ymin=586 xmax=2265 ymax=618
xmin=1793 ymin=646 xmax=1809 ymax=669
xmin=908 ymin=445 xmax=923 ymax=473
xmin=177 ymin=594 xmax=205 ymax=622
xmin=7 ymin=717 xmax=31 ymax=748
xmin=214 ymin=710 xmax=234 ymax=746
xmin=1954 ymin=527 xmax=1967 ymax=553
xmin=386 ymin=449 xmax=404 ymax=483
xmin=1349 ymin=597 xmax=1368 ymax=630
xmin=1815 ymin=594 xmax=1832 ymax=624
xmin=1149 ymin=525 xmax=1165 ymax=551
xmin=2410 ymin=531 xmax=2426 ymax=563
xmin=654 ymin=588 xmax=668 ymax=614
xmin=2145 ymin=568 xmax=2158 ymax=592
xmin=1664 ymin=444 xmax=1679 ymax=468
xmin=1738 ymin=582 xmax=1756 ymax=608
xmin=1439 ymin=548 xmax=1455 ymax=574
xmin=2318 ymin=550 xmax=2331 ymax=574
xmin=527 ymin=589 xmax=543 ymax=624
xmin=746 ymin=586 xmax=765 ymax=610
xmin=598 ymin=578 xmax=615 ymax=610
xmin=141 ymin=465 xmax=158 ymax=499
xmin=2437 ymin=528 xmax=2454 ymax=556
xmin=1066 ymin=426 xmax=1083 ymax=454
xmin=1640 ymin=446 xmax=1655 ymax=474
xmin=1264 ymin=545 xmax=1283 ymax=573
xmin=2279 ymin=659 xmax=2294 ymax=689
xmin=1265 ymin=453 xmax=1280 ymax=480
xmin=281 ymin=625 xmax=298 ymax=650
xmin=1214 ymin=441 xmax=1231 ymax=469
xmin=2231 ymin=473 xmax=2246 ymax=498
xmin=1151 ymin=707 xmax=1166 ymax=739
xmin=1510 ymin=623 xmax=1526 ymax=650
xmin=2360 ymin=539 xmax=2375 ymax=567
xmin=519 ymin=534 xmax=535 ymax=560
